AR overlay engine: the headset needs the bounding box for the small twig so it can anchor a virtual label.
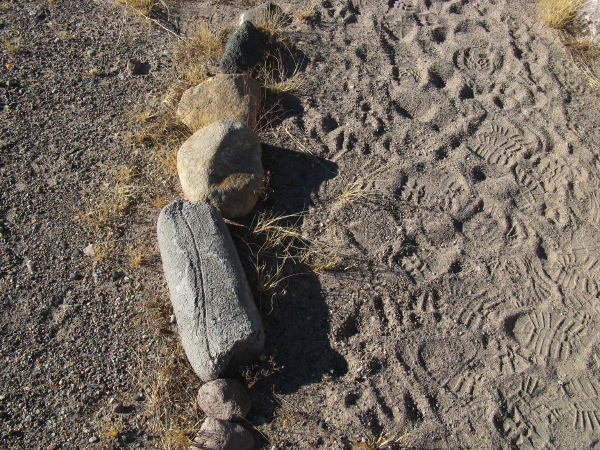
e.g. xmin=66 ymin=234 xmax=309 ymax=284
xmin=143 ymin=14 xmax=181 ymax=39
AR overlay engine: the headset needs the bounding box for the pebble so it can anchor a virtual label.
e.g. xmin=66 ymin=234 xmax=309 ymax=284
xmin=191 ymin=418 xmax=254 ymax=450
xmin=88 ymin=436 xmax=99 ymax=443
xmin=111 ymin=271 xmax=122 ymax=281
xmin=68 ymin=272 xmax=82 ymax=281
xmin=196 ymin=378 xmax=251 ymax=421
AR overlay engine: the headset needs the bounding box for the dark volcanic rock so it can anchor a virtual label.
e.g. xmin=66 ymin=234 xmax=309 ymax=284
xmin=219 ymin=21 xmax=267 ymax=74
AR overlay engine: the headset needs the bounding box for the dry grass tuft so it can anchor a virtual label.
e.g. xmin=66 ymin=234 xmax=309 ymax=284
xmin=236 ymin=212 xmax=306 ymax=310
xmin=130 ymin=108 xmax=190 ymax=177
xmin=292 ymin=6 xmax=316 ymax=23
xmin=173 ymin=23 xmax=227 ymax=85
xmin=257 ymin=54 xmax=304 ymax=94
xmin=539 ymin=0 xmax=585 ymax=29
xmin=133 ymin=338 xmax=203 ymax=450
xmin=254 ymin=7 xmax=290 ymax=43
xmin=100 ymin=417 xmax=124 ymax=442
xmin=234 ymin=211 xmax=347 ymax=311
xmin=117 ymin=0 xmax=161 ymax=17
xmin=351 ymin=431 xmax=408 ymax=450
xmin=80 ymin=166 xmax=141 ymax=231
xmin=337 ymin=178 xmax=383 ymax=205
xmin=91 ymin=241 xmax=119 ymax=263
xmin=299 ymin=245 xmax=347 ymax=273
xmin=1 ymin=37 xmax=21 ymax=54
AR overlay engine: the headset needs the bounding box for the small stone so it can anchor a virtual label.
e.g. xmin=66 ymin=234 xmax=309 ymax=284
xmin=219 ymin=21 xmax=266 ymax=74
xmin=157 ymin=200 xmax=264 ymax=382
xmin=177 ymin=120 xmax=264 ymax=218
xmin=190 ymin=418 xmax=254 ymax=450
xmin=176 ymin=74 xmax=261 ymax=132
xmin=47 ymin=445 xmax=58 ymax=450
xmin=111 ymin=271 xmax=123 ymax=281
xmin=134 ymin=393 xmax=145 ymax=402
xmin=197 ymin=379 xmax=251 ymax=421
xmin=83 ymin=244 xmax=95 ymax=257
xmin=88 ymin=436 xmax=99 ymax=444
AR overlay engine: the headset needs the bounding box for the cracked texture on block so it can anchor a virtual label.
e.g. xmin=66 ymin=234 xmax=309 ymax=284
xmin=157 ymin=200 xmax=264 ymax=381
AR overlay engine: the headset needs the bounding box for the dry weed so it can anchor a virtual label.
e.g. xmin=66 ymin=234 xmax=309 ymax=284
xmin=80 ymin=166 xmax=141 ymax=231
xmin=292 ymin=6 xmax=316 ymax=23
xmin=337 ymin=178 xmax=382 ymax=205
xmin=539 ymin=0 xmax=585 ymax=29
xmin=257 ymin=55 xmax=304 ymax=94
xmin=254 ymin=38 xmax=305 ymax=95
xmin=89 ymin=241 xmax=118 ymax=263
xmin=117 ymin=0 xmax=160 ymax=17
xmin=100 ymin=417 xmax=124 ymax=442
xmin=133 ymin=340 xmax=203 ymax=449
xmin=564 ymin=33 xmax=600 ymax=56
xmin=253 ymin=7 xmax=290 ymax=42
xmin=299 ymin=245 xmax=347 ymax=273
xmin=237 ymin=212 xmax=306 ymax=309
xmin=351 ymin=431 xmax=408 ymax=450
xmin=1 ymin=37 xmax=21 ymax=54
xmin=173 ymin=23 xmax=226 ymax=85
xmin=235 ymin=210 xmax=347 ymax=310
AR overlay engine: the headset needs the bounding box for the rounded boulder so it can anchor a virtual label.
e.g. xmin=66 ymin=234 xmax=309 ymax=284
xmin=176 ymin=74 xmax=261 ymax=132
xmin=197 ymin=378 xmax=251 ymax=421
xmin=190 ymin=418 xmax=254 ymax=450
xmin=177 ymin=120 xmax=264 ymax=218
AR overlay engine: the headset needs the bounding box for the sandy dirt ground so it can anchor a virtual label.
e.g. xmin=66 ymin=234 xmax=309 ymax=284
xmin=1 ymin=0 xmax=600 ymax=448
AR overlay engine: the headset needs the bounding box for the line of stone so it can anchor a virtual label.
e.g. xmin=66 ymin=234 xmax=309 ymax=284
xmin=156 ymin=3 xmax=289 ymax=449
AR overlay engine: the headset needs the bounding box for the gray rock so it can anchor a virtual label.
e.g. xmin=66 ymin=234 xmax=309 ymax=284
xmin=219 ymin=21 xmax=266 ymax=74
xmin=176 ymin=74 xmax=261 ymax=132
xmin=577 ymin=1 xmax=600 ymax=47
xmin=239 ymin=2 xmax=290 ymax=27
xmin=190 ymin=418 xmax=254 ymax=450
xmin=197 ymin=378 xmax=251 ymax=421
xmin=157 ymin=200 xmax=264 ymax=382
xmin=177 ymin=120 xmax=264 ymax=218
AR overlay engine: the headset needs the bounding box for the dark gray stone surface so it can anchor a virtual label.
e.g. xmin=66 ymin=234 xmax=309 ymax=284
xmin=219 ymin=21 xmax=266 ymax=74
xmin=157 ymin=200 xmax=264 ymax=382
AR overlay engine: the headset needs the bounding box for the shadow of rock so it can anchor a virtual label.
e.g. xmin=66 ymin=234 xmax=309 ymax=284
xmin=261 ymin=144 xmax=337 ymax=215
xmin=230 ymin=144 xmax=346 ymax=444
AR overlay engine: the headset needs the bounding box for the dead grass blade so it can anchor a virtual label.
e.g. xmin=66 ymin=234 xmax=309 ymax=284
xmin=173 ymin=23 xmax=227 ymax=85
xmin=539 ymin=0 xmax=585 ymax=29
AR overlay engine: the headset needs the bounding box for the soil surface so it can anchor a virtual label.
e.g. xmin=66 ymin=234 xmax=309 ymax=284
xmin=2 ymin=0 xmax=600 ymax=449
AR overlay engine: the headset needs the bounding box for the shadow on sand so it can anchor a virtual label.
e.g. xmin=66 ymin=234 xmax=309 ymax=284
xmin=230 ymin=144 xmax=347 ymax=445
